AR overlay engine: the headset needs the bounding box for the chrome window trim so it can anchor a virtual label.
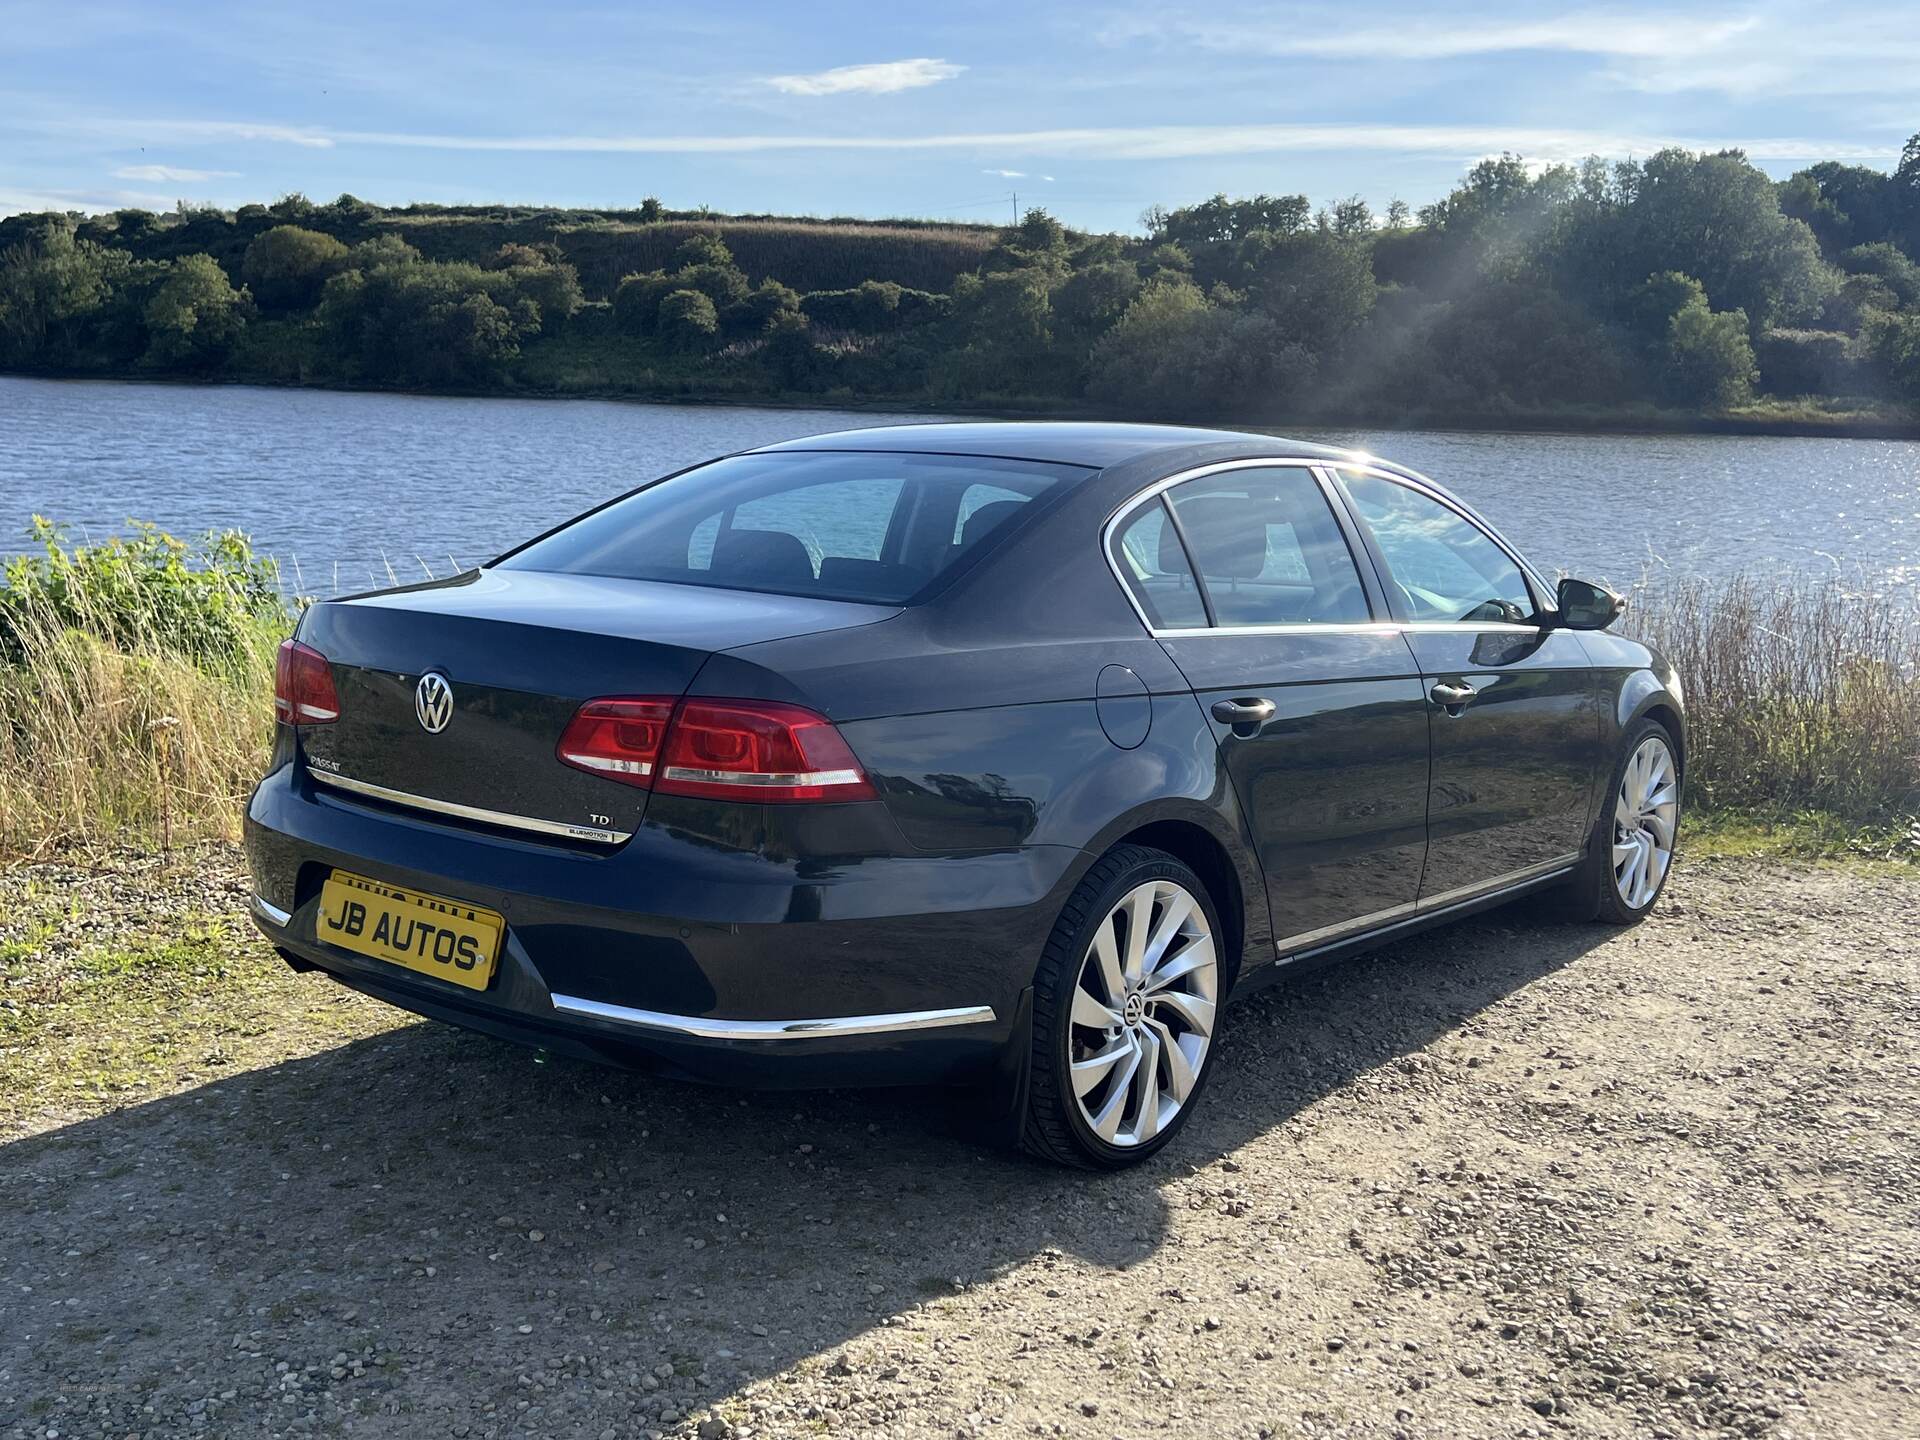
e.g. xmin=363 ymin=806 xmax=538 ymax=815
xmin=1102 ymin=456 xmax=1556 ymax=640
xmin=308 ymin=767 xmax=631 ymax=845
xmin=1273 ymin=900 xmax=1419 ymax=953
xmin=1146 ymin=619 xmax=1547 ymax=640
xmin=1101 ymin=457 xmax=1383 ymax=637
xmin=549 ymin=993 xmax=997 ymax=1041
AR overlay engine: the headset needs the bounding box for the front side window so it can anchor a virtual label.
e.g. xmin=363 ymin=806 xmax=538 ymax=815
xmin=500 ymin=451 xmax=1083 ymax=604
xmin=1339 ymin=471 xmax=1535 ymax=625
xmin=1163 ymin=467 xmax=1371 ymax=627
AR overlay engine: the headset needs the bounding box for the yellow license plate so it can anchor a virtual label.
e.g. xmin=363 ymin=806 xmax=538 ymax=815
xmin=316 ymin=870 xmax=503 ymax=991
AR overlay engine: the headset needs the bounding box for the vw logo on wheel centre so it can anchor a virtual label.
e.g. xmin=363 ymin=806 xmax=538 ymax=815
xmin=414 ymin=672 xmax=455 ymax=734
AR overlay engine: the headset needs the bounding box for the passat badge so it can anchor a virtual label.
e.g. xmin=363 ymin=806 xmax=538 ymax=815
xmin=415 ymin=672 xmax=454 ymax=734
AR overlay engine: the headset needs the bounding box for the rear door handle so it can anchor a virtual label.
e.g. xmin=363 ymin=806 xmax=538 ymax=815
xmin=1211 ymin=697 xmax=1276 ymax=728
xmin=1429 ymin=680 xmax=1478 ymax=711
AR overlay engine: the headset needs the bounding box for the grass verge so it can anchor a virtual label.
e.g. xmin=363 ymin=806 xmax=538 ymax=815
xmin=0 ymin=846 xmax=397 ymax=1134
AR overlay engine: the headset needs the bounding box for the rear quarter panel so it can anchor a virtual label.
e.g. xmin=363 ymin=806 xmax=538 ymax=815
xmin=715 ymin=610 xmax=1271 ymax=962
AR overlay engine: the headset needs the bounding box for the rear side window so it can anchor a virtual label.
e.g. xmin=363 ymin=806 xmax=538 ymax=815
xmin=1164 ymin=467 xmax=1370 ymax=626
xmin=1111 ymin=500 xmax=1208 ymax=629
xmin=500 ymin=451 xmax=1084 ymax=604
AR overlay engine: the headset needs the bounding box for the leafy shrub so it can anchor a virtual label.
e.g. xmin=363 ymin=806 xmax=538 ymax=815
xmin=1662 ymin=299 xmax=1756 ymax=408
xmin=1861 ymin=310 xmax=1920 ymax=406
xmin=1755 ymin=329 xmax=1862 ymax=396
xmin=143 ymin=254 xmax=251 ymax=369
xmin=242 ymin=225 xmax=349 ymax=311
xmin=316 ymin=259 xmax=539 ymax=384
xmin=658 ymin=288 xmax=719 ymax=348
xmin=1088 ymin=279 xmax=1317 ymax=417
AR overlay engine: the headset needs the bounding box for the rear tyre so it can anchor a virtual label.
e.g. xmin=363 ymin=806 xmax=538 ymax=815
xmin=1020 ymin=845 xmax=1224 ymax=1169
xmin=1543 ymin=717 xmax=1681 ymax=925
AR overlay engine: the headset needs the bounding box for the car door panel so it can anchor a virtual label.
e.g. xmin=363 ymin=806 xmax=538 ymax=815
xmin=1329 ymin=466 xmax=1605 ymax=901
xmin=1164 ymin=632 xmax=1431 ymax=948
xmin=1401 ymin=626 xmax=1601 ymax=898
xmin=1116 ymin=463 xmax=1434 ymax=957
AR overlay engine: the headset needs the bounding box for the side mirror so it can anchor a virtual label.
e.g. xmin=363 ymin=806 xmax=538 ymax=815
xmin=1554 ymin=577 xmax=1625 ymax=631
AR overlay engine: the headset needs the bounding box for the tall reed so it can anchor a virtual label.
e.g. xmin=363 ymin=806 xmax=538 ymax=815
xmin=0 ymin=523 xmax=288 ymax=855
xmin=1623 ymin=573 xmax=1920 ymax=823
xmin=2 ymin=523 xmax=1915 ymax=856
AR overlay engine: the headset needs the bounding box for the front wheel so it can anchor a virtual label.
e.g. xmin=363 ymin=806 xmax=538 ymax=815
xmin=1020 ymin=845 xmax=1224 ymax=1169
xmin=1547 ymin=718 xmax=1681 ymax=924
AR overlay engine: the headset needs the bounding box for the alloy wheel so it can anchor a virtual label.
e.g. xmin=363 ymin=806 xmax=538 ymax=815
xmin=1067 ymin=879 xmax=1218 ymax=1148
xmin=1613 ymin=735 xmax=1678 ymax=909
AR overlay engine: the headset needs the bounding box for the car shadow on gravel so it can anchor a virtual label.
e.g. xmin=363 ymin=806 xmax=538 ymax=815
xmin=0 ymin=901 xmax=1613 ymax=1432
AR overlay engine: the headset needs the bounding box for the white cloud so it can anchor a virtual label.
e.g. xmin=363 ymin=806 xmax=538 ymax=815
xmin=0 ymin=185 xmax=183 ymax=217
xmin=1107 ymin=7 xmax=1920 ymax=102
xmin=1603 ymin=16 xmax=1920 ymax=98
xmin=55 ymin=118 xmax=335 ymax=148
xmin=38 ymin=117 xmax=1899 ymax=166
xmin=310 ymin=122 xmax=1895 ymax=165
xmin=1109 ymin=11 xmax=1759 ymax=61
xmin=765 ymin=58 xmax=964 ymax=96
xmin=112 ymin=164 xmax=241 ymax=182
xmin=982 ymin=168 xmax=1026 ymax=178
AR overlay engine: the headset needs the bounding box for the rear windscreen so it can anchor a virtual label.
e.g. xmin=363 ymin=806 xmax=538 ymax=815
xmin=497 ymin=450 xmax=1085 ymax=604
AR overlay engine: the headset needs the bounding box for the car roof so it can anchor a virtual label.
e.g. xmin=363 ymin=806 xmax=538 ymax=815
xmin=747 ymin=421 xmax=1366 ymax=470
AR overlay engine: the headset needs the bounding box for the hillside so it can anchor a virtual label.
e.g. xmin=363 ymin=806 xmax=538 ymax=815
xmin=3 ymin=146 xmax=1919 ymax=430
xmin=9 ymin=200 xmax=1000 ymax=300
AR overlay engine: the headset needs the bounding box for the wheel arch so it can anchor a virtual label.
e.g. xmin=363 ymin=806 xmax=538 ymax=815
xmin=1612 ymin=664 xmax=1687 ymax=778
xmin=1639 ymin=700 xmax=1686 ymax=778
xmin=1107 ymin=815 xmax=1252 ymax=993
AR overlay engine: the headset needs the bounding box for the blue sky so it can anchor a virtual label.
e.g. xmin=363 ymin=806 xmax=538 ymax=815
xmin=2 ymin=1 xmax=1913 ymax=232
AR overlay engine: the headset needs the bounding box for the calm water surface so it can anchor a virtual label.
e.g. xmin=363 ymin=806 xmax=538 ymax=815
xmin=5 ymin=376 xmax=1918 ymax=596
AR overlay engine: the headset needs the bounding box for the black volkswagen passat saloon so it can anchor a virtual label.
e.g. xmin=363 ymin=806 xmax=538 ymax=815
xmin=246 ymin=423 xmax=1683 ymax=1167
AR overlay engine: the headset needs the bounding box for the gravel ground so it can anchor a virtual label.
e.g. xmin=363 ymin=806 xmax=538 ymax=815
xmin=0 ymin=846 xmax=1915 ymax=1440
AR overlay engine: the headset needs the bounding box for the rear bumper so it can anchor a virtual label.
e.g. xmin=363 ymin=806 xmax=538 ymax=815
xmin=244 ymin=760 xmax=1076 ymax=1087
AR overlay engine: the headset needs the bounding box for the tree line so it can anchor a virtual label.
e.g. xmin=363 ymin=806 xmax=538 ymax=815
xmin=3 ymin=140 xmax=1919 ymax=422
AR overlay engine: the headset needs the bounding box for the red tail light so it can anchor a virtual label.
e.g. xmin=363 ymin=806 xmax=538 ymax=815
xmin=557 ymin=696 xmax=876 ymax=803
xmin=274 ymin=640 xmax=340 ymax=725
xmin=555 ymin=698 xmax=675 ymax=784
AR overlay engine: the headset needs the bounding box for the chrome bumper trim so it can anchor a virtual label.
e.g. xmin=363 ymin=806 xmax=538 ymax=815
xmin=250 ymin=894 xmax=293 ymax=927
xmin=548 ymin=993 xmax=998 ymax=1042
xmin=307 ymin=767 xmax=632 ymax=844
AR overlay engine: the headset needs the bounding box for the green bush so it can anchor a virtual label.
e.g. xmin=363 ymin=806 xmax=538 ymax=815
xmin=1087 ymin=279 xmax=1317 ymax=418
xmin=1755 ymin=329 xmax=1861 ymax=396
xmin=241 ymin=225 xmax=349 ymax=311
xmin=658 ymin=288 xmax=719 ymax=348
xmin=1663 ymin=298 xmax=1756 ymax=408
xmin=0 ymin=519 xmax=287 ymax=670
xmin=143 ymin=254 xmax=251 ymax=370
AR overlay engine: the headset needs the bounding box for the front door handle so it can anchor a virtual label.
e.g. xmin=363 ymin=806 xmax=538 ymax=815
xmin=1211 ymin=696 xmax=1276 ymax=728
xmin=1429 ymin=680 xmax=1478 ymax=711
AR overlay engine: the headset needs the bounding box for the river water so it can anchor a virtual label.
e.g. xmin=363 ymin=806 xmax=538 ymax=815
xmin=5 ymin=376 xmax=1917 ymax=596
